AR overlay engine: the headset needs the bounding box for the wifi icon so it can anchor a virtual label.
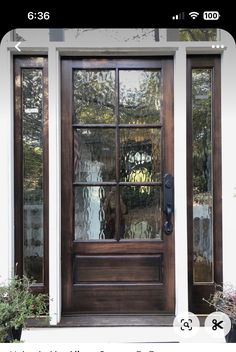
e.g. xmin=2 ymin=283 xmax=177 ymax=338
xmin=189 ymin=11 xmax=199 ymax=19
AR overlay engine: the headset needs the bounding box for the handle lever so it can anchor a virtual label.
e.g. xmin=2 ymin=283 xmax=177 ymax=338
xmin=163 ymin=174 xmax=174 ymax=235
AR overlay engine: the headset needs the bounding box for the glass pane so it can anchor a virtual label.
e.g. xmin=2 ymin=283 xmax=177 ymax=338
xmin=119 ymin=70 xmax=161 ymax=124
xmin=74 ymin=129 xmax=116 ymax=182
xmin=121 ymin=186 xmax=162 ymax=239
xmin=75 ymin=186 xmax=119 ymax=240
xmin=73 ymin=70 xmax=115 ymax=124
xmin=192 ymin=69 xmax=213 ymax=283
xmin=120 ymin=128 xmax=161 ymax=182
xmin=180 ymin=28 xmax=217 ymax=41
xmin=22 ymin=69 xmax=44 ymax=283
xmin=167 ymin=28 xmax=217 ymax=41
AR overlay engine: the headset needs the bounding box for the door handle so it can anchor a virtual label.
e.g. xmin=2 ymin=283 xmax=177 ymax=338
xmin=163 ymin=174 xmax=174 ymax=235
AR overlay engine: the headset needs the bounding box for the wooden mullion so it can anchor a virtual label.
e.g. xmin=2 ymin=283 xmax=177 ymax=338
xmin=115 ymin=67 xmax=120 ymax=241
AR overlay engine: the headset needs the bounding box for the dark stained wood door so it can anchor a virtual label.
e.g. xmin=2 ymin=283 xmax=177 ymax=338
xmin=61 ymin=58 xmax=174 ymax=314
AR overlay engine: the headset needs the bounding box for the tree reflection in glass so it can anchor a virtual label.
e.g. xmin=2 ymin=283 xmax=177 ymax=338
xmin=22 ymin=69 xmax=44 ymax=283
xmin=192 ymin=69 xmax=213 ymax=283
xmin=73 ymin=70 xmax=115 ymax=124
xmin=119 ymin=70 xmax=161 ymax=124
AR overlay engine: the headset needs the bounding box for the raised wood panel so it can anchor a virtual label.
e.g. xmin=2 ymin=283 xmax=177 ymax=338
xmin=73 ymin=255 xmax=163 ymax=283
xmin=192 ymin=285 xmax=215 ymax=314
xmin=73 ymin=241 xmax=164 ymax=254
xmin=70 ymin=284 xmax=165 ymax=313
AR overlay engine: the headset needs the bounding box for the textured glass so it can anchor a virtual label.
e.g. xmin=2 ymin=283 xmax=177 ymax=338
xmin=121 ymin=186 xmax=161 ymax=239
xmin=22 ymin=69 xmax=44 ymax=283
xmin=74 ymin=186 xmax=120 ymax=240
xmin=73 ymin=70 xmax=115 ymax=124
xmin=120 ymin=129 xmax=161 ymax=182
xmin=119 ymin=70 xmax=161 ymax=124
xmin=192 ymin=69 xmax=213 ymax=283
xmin=74 ymin=129 xmax=116 ymax=182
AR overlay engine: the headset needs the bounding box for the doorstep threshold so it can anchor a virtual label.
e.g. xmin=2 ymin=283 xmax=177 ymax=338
xmin=58 ymin=314 xmax=175 ymax=327
xmin=27 ymin=314 xmax=207 ymax=328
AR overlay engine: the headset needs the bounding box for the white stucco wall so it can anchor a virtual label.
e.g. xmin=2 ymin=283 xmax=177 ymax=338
xmin=0 ymin=29 xmax=235 ymax=324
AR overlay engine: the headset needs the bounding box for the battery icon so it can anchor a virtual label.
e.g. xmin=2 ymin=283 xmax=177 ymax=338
xmin=203 ymin=11 xmax=220 ymax=20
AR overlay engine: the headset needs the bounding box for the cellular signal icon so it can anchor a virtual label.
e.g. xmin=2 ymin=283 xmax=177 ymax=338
xmin=172 ymin=12 xmax=185 ymax=20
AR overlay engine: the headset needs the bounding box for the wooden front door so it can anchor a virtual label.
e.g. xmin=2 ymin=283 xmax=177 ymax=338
xmin=61 ymin=58 xmax=174 ymax=314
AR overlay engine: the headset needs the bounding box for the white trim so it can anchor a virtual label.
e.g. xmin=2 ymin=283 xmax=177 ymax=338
xmin=159 ymin=29 xmax=167 ymax=42
xmin=5 ymin=44 xmax=225 ymax=57
xmin=5 ymin=40 xmax=227 ymax=49
xmin=48 ymin=48 xmax=61 ymax=324
xmin=0 ymin=47 xmax=14 ymax=282
xmin=174 ymin=48 xmax=188 ymax=314
xmin=221 ymin=30 xmax=236 ymax=287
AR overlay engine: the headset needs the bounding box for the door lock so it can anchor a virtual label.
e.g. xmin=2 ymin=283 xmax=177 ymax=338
xmin=163 ymin=174 xmax=174 ymax=235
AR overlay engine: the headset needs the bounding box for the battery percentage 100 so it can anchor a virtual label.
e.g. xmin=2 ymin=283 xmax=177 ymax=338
xmin=203 ymin=11 xmax=220 ymax=20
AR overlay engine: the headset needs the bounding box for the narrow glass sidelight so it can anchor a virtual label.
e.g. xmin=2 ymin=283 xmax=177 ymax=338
xmin=22 ymin=69 xmax=44 ymax=283
xmin=14 ymin=57 xmax=48 ymax=292
xmin=192 ymin=69 xmax=213 ymax=283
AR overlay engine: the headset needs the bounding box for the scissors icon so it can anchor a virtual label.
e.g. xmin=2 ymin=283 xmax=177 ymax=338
xmin=180 ymin=318 xmax=193 ymax=331
xmin=212 ymin=319 xmax=223 ymax=330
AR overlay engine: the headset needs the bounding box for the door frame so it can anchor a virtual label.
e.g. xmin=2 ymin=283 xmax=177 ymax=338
xmin=61 ymin=57 xmax=175 ymax=316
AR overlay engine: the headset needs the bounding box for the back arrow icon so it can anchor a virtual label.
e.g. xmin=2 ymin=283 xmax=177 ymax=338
xmin=15 ymin=42 xmax=21 ymax=52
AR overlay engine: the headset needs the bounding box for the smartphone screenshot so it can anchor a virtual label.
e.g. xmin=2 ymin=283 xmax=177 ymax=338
xmin=0 ymin=6 xmax=235 ymax=352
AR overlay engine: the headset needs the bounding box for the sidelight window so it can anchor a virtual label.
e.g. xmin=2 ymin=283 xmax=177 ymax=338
xmin=14 ymin=57 xmax=48 ymax=292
